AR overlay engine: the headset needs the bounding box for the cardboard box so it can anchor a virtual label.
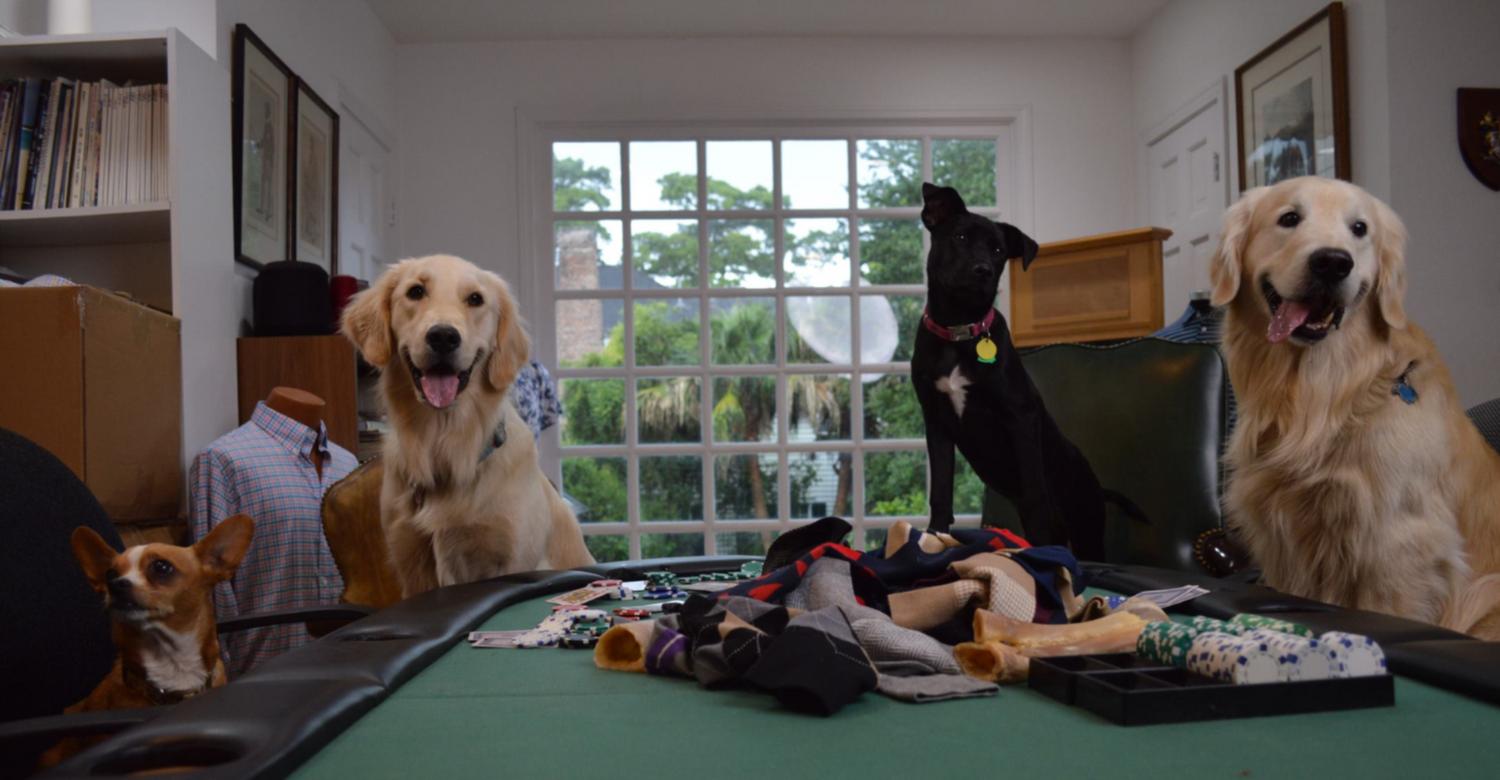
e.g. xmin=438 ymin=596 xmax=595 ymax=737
xmin=0 ymin=286 xmax=182 ymax=521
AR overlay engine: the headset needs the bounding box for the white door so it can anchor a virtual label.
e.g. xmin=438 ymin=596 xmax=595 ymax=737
xmin=1147 ymin=88 xmax=1228 ymax=324
xmin=340 ymin=113 xmax=393 ymax=283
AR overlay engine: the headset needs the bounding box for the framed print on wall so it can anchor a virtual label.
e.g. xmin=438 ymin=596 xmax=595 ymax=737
xmin=1235 ymin=2 xmax=1350 ymax=191
xmin=232 ymin=24 xmax=294 ymax=268
xmin=292 ymin=79 xmax=340 ymax=274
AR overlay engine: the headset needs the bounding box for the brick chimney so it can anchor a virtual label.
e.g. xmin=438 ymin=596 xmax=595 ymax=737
xmin=556 ymin=225 xmax=603 ymax=364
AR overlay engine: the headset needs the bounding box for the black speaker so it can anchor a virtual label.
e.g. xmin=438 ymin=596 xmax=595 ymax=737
xmin=252 ymin=260 xmax=333 ymax=336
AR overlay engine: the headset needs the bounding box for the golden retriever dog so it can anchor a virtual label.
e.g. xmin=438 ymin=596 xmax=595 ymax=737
xmin=1211 ymin=177 xmax=1500 ymax=639
xmin=341 ymin=254 xmax=593 ymax=597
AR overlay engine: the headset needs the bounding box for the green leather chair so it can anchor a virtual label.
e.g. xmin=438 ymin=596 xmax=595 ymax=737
xmin=981 ymin=339 xmax=1230 ymax=572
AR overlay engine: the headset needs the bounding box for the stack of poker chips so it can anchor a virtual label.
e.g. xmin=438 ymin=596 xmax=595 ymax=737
xmin=1184 ymin=627 xmax=1387 ymax=684
xmin=642 ymin=571 xmax=687 ymax=600
xmin=516 ymin=607 xmax=610 ymax=648
xmin=1136 ymin=621 xmax=1201 ymax=667
xmin=1185 ymin=616 xmax=1247 ymax=636
xmin=1186 ymin=631 xmax=1285 ymax=684
xmin=1229 ymin=613 xmax=1316 ymax=638
xmin=1321 ymin=631 xmax=1387 ymax=676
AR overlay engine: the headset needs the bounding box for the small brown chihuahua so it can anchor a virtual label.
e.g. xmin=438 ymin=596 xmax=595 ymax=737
xmin=36 ymin=515 xmax=254 ymax=769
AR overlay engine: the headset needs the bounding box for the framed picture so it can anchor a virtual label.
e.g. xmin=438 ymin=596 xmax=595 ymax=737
xmin=232 ymin=24 xmax=295 ymax=268
xmin=292 ymin=79 xmax=339 ymax=273
xmin=1235 ymin=2 xmax=1349 ymax=190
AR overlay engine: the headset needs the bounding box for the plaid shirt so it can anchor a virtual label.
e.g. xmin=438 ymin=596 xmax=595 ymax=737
xmin=189 ymin=402 xmax=355 ymax=677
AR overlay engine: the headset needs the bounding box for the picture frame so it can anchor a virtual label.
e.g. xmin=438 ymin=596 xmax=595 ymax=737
xmin=292 ymin=79 xmax=340 ymax=274
xmin=1234 ymin=2 xmax=1350 ymax=191
xmin=232 ymin=24 xmax=295 ymax=269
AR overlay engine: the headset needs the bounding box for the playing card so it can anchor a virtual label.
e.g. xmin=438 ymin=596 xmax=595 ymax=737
xmin=468 ymin=630 xmax=528 ymax=648
xmin=546 ymin=587 xmax=608 ymax=606
xmin=1129 ymin=585 xmax=1209 ymax=609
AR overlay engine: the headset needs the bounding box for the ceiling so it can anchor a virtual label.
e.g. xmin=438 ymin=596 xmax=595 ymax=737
xmin=366 ymin=0 xmax=1173 ymax=44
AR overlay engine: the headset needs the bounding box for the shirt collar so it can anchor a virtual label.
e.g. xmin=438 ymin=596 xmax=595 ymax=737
xmin=251 ymin=401 xmax=331 ymax=461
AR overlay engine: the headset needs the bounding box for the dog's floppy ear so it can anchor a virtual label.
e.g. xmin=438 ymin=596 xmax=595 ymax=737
xmin=340 ymin=266 xmax=399 ymax=367
xmin=1371 ymin=196 xmax=1408 ymax=330
xmin=71 ymin=527 xmax=119 ymax=593
xmin=921 ymin=183 xmax=967 ymax=229
xmin=485 ymin=273 xmax=531 ymax=392
xmin=194 ymin=514 xmax=254 ymax=582
xmin=996 ymin=222 xmax=1041 ymax=271
xmin=1209 ymin=186 xmax=1268 ymax=307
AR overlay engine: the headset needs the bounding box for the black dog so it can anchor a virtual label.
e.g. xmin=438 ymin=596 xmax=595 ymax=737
xmin=911 ymin=183 xmax=1139 ymax=561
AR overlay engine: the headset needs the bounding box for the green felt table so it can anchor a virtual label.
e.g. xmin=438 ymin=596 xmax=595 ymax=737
xmin=292 ymin=589 xmax=1496 ymax=780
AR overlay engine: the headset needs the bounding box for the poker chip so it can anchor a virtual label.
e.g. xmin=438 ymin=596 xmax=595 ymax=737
xmin=573 ymin=620 xmax=611 ymax=636
xmin=610 ymin=615 xmax=640 ymax=625
xmin=589 ymin=579 xmax=623 ymax=588
xmin=613 ymin=608 xmax=651 ymax=618
xmin=1320 ymin=631 xmax=1387 ymax=677
xmin=1135 ymin=621 xmax=1200 ymax=666
xmin=560 ymin=633 xmax=598 ymax=649
xmin=1186 ymin=631 xmax=1284 ymax=684
xmin=1230 ymin=614 xmax=1316 ymax=639
xmin=740 ymin=561 xmax=763 ymax=577
xmin=1185 ymin=616 xmax=1246 ymax=636
xmin=552 ymin=604 xmax=587 ymax=613
xmin=678 ymin=575 xmax=701 ymax=584
xmin=1242 ymin=629 xmax=1342 ymax=680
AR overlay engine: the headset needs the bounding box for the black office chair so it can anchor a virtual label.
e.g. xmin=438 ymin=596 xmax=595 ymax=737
xmin=0 ymin=428 xmax=371 ymax=778
xmin=1467 ymin=397 xmax=1500 ymax=457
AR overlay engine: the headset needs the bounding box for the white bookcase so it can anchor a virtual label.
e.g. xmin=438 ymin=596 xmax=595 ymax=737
xmin=0 ymin=29 xmax=238 ymax=496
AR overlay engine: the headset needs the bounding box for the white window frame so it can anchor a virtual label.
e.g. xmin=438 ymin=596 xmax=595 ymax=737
xmin=518 ymin=106 xmax=1033 ymax=558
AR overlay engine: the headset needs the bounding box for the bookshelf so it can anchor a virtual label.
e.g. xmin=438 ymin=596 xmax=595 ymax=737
xmin=0 ymin=29 xmax=237 ymax=516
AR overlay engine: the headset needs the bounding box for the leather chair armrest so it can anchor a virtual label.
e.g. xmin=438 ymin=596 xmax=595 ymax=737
xmin=216 ymin=605 xmax=375 ymax=634
xmin=0 ymin=707 xmax=167 ymax=748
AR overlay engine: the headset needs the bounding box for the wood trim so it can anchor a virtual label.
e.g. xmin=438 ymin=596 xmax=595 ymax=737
xmin=1033 ymin=227 xmax=1173 ymax=257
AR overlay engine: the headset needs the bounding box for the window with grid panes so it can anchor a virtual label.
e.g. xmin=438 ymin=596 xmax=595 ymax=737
xmin=541 ymin=128 xmax=1014 ymax=562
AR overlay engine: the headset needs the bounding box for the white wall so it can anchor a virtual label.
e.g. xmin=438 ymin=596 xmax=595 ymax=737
xmin=396 ymin=36 xmax=1141 ymax=288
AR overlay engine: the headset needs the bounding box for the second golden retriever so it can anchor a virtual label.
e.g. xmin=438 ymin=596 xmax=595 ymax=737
xmin=341 ymin=254 xmax=593 ymax=597
xmin=1212 ymin=176 xmax=1500 ymax=639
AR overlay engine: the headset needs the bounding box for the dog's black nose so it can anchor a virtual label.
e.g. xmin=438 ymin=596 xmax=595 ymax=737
xmin=425 ymin=325 xmax=461 ymax=355
xmin=107 ymin=576 xmax=132 ymax=596
xmin=972 ymin=264 xmax=995 ymax=280
xmin=1308 ymin=248 xmax=1353 ymax=284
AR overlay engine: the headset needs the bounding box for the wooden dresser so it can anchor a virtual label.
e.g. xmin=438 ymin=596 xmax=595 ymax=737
xmin=1008 ymin=227 xmax=1172 ymax=347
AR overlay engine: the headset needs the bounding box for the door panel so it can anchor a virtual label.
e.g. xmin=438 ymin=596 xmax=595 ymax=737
xmin=1148 ymin=95 xmax=1227 ymax=324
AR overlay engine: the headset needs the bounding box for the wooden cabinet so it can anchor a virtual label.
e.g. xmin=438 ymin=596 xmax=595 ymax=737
xmin=1008 ymin=227 xmax=1172 ymax=347
xmin=236 ymin=336 xmax=358 ymax=453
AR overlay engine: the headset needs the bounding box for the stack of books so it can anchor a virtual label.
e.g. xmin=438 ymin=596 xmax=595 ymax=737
xmin=0 ymin=77 xmax=168 ymax=210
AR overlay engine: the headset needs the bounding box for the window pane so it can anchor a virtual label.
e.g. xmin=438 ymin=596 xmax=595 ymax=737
xmin=710 ymin=297 xmax=775 ymax=365
xmin=857 ymin=139 xmax=920 ymax=208
xmin=640 ymin=455 xmax=703 ymax=521
xmin=789 ymin=451 xmax=851 ymax=520
xmin=789 ymin=374 xmax=850 ymax=441
xmin=559 ymin=379 xmax=625 ymax=445
xmin=561 ymin=456 xmax=626 ymax=521
xmin=712 ymin=376 xmax=776 ymax=442
xmin=554 ymin=221 xmax=622 ymax=290
xmin=714 ymin=454 xmax=778 ymax=520
xmin=641 ymin=532 xmax=705 ymax=558
xmin=632 ymin=219 xmax=699 ymax=289
xmin=706 ymin=141 xmax=773 ymax=210
xmin=862 ymin=373 xmax=922 ymax=440
xmin=785 ymin=218 xmax=850 ymax=287
xmin=954 ymin=453 xmax=987 ymax=515
xmin=556 ymin=299 xmax=623 ymax=368
xmin=709 ymin=219 xmax=774 ymax=288
xmin=781 ymin=140 xmax=849 ymax=209
xmin=630 ymin=141 xmax=696 ymax=210
xmin=553 ymin=142 xmax=619 ymax=212
xmin=585 ymin=535 xmax=630 ymax=563
xmin=637 ymin=377 xmax=701 ymax=444
xmin=858 ymin=218 xmax=923 ymax=285
xmin=932 ymin=139 xmax=997 ymax=207
xmin=717 ymin=531 xmax=778 ymax=556
xmin=858 ymin=292 xmax=923 ymax=367
xmin=865 ymin=450 xmax=927 ymax=517
xmin=634 ymin=299 xmax=700 ymax=366
xmin=786 ymin=295 xmax=852 ymax=365
xmin=864 ymin=527 xmax=889 ymax=552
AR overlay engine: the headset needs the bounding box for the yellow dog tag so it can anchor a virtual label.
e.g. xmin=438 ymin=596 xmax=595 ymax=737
xmin=975 ymin=337 xmax=997 ymax=364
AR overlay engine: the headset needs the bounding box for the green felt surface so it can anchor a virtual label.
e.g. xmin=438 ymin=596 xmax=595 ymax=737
xmin=293 ymin=593 xmax=1497 ymax=780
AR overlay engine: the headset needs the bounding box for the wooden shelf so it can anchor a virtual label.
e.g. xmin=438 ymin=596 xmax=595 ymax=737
xmin=0 ymin=202 xmax=172 ymax=247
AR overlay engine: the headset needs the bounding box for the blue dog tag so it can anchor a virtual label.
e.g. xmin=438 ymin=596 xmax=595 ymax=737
xmin=1393 ymin=362 xmax=1418 ymax=405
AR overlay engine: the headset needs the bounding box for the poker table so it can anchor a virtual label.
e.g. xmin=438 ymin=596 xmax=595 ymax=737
xmin=40 ymin=558 xmax=1500 ymax=779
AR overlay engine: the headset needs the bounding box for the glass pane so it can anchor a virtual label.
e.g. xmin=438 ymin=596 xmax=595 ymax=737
xmin=706 ymin=141 xmax=773 ymax=210
xmin=786 ymin=295 xmax=852 ymax=365
xmin=632 ymin=219 xmax=699 ymax=289
xmin=637 ymin=377 xmax=701 ymax=444
xmin=785 ymin=218 xmax=850 ymax=287
xmin=554 ymin=221 xmax=622 ymax=290
xmin=559 ymin=379 xmax=625 ymax=445
xmin=708 ymin=219 xmax=774 ymax=288
xmin=634 ymin=298 xmax=700 ymax=366
xmin=561 ymin=456 xmax=627 ymax=521
xmin=639 ymin=455 xmax=703 ymax=521
xmin=641 ymin=532 xmax=705 ymax=558
xmin=865 ymin=450 xmax=927 ymax=517
xmin=629 ymin=141 xmax=697 ymax=210
xmin=710 ymin=297 xmax=775 ymax=365
xmin=781 ymin=140 xmax=849 ymax=209
xmin=864 ymin=527 xmax=889 ymax=552
xmin=789 ymin=451 xmax=852 ymax=520
xmin=712 ymin=376 xmax=776 ymax=442
xmin=954 ymin=453 xmax=986 ymax=515
xmin=585 ymin=535 xmax=630 ymax=563
xmin=857 ymin=139 xmax=920 ymax=208
xmin=556 ymin=299 xmax=623 ymax=368
xmin=874 ymin=293 xmax=923 ymax=363
xmin=932 ymin=139 xmax=997 ymax=207
xmin=553 ymin=142 xmax=619 ymax=212
xmin=858 ymin=218 xmax=924 ymax=285
xmin=714 ymin=454 xmax=778 ymax=520
xmin=789 ymin=374 xmax=850 ymax=441
xmin=863 ymin=373 xmax=923 ymax=440
xmin=858 ymin=294 xmax=903 ymax=366
xmin=717 ymin=531 xmax=778 ymax=556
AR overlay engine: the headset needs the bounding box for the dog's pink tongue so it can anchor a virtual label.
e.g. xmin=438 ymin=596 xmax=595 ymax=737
xmin=420 ymin=374 xmax=459 ymax=408
xmin=1267 ymin=301 xmax=1311 ymax=344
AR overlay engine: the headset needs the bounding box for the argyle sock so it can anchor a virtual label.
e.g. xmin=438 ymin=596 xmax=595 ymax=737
xmin=742 ymin=606 xmax=878 ymax=716
xmin=888 ymin=580 xmax=984 ymax=630
xmin=850 ymin=617 xmax=961 ymax=676
xmin=875 ymin=672 xmax=999 ymax=703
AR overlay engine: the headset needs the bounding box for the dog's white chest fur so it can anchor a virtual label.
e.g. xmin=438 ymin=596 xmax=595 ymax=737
xmin=935 ymin=366 xmax=971 ymax=417
xmin=140 ymin=625 xmax=208 ymax=692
